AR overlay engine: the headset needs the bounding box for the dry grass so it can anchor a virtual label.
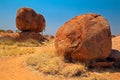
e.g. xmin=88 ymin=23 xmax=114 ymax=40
xmin=26 ymin=53 xmax=109 ymax=80
xmin=25 ymin=40 xmax=87 ymax=78
xmin=0 ymin=38 xmax=47 ymax=57
xmin=26 ymin=53 xmax=63 ymax=74
xmin=60 ymin=63 xmax=86 ymax=77
xmin=0 ymin=38 xmax=46 ymax=57
xmin=0 ymin=38 xmax=41 ymax=47
xmin=0 ymin=45 xmax=35 ymax=57
xmin=0 ymin=37 xmax=55 ymax=57
xmin=16 ymin=39 xmax=40 ymax=47
xmin=26 ymin=52 xmax=87 ymax=77
xmin=0 ymin=39 xmax=14 ymax=45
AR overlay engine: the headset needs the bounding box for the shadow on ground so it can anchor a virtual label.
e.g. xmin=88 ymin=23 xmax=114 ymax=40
xmin=88 ymin=49 xmax=120 ymax=73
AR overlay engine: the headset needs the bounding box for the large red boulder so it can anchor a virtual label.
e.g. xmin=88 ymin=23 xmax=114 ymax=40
xmin=55 ymin=13 xmax=112 ymax=62
xmin=16 ymin=8 xmax=46 ymax=33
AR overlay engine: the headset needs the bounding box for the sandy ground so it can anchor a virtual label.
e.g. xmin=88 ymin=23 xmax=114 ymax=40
xmin=112 ymin=36 xmax=120 ymax=50
xmin=0 ymin=55 xmax=48 ymax=80
xmin=0 ymin=36 xmax=120 ymax=80
xmin=0 ymin=55 xmax=120 ymax=80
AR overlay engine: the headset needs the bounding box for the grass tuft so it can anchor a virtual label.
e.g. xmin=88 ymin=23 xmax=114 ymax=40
xmin=26 ymin=52 xmax=86 ymax=77
xmin=25 ymin=55 xmax=39 ymax=66
xmin=60 ymin=63 xmax=86 ymax=77
xmin=39 ymin=56 xmax=64 ymax=75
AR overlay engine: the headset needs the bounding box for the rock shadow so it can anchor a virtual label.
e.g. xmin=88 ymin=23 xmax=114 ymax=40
xmin=88 ymin=49 xmax=120 ymax=73
xmin=17 ymin=32 xmax=43 ymax=41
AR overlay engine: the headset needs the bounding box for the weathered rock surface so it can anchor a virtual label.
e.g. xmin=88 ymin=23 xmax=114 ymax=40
xmin=55 ymin=13 xmax=112 ymax=62
xmin=16 ymin=8 xmax=46 ymax=33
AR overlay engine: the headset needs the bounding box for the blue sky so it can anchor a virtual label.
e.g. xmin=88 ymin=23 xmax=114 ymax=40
xmin=0 ymin=0 xmax=120 ymax=35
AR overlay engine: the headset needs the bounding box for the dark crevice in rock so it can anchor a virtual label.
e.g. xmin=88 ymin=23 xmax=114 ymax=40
xmin=94 ymin=15 xmax=100 ymax=18
xmin=106 ymin=57 xmax=115 ymax=62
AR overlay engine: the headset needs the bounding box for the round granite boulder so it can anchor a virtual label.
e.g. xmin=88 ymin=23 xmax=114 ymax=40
xmin=55 ymin=13 xmax=112 ymax=62
xmin=16 ymin=8 xmax=46 ymax=33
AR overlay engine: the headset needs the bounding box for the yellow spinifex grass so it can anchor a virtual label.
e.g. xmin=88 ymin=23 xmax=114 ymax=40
xmin=26 ymin=40 xmax=87 ymax=77
xmin=0 ymin=38 xmax=47 ymax=57
xmin=0 ymin=45 xmax=35 ymax=57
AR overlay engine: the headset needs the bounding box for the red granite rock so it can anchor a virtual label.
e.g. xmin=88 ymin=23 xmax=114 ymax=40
xmin=55 ymin=13 xmax=112 ymax=62
xmin=16 ymin=8 xmax=46 ymax=33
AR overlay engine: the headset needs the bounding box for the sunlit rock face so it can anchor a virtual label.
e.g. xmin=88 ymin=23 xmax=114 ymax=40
xmin=16 ymin=8 xmax=46 ymax=33
xmin=55 ymin=13 xmax=112 ymax=62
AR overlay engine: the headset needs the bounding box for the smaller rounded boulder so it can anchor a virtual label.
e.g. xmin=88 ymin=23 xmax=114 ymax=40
xmin=55 ymin=13 xmax=112 ymax=62
xmin=16 ymin=8 xmax=46 ymax=33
